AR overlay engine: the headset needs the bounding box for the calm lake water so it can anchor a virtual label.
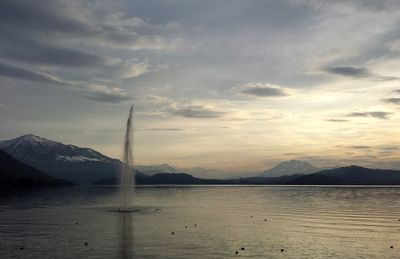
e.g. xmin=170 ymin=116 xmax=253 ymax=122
xmin=0 ymin=186 xmax=399 ymax=258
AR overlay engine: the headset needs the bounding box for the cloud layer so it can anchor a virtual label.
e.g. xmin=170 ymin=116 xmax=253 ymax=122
xmin=324 ymin=65 xmax=370 ymax=78
xmin=346 ymin=112 xmax=392 ymax=120
xmin=1 ymin=0 xmax=400 ymax=171
xmin=241 ymin=83 xmax=291 ymax=97
xmin=0 ymin=0 xmax=177 ymax=103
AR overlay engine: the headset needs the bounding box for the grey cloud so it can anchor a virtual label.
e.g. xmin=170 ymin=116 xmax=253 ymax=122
xmin=0 ymin=62 xmax=67 ymax=85
xmin=83 ymin=92 xmax=132 ymax=104
xmin=380 ymin=146 xmax=399 ymax=151
xmin=379 ymin=152 xmax=394 ymax=156
xmin=384 ymin=98 xmax=400 ymax=105
xmin=326 ymin=119 xmax=348 ymax=122
xmin=1 ymin=40 xmax=108 ymax=68
xmin=346 ymin=146 xmax=371 ymax=150
xmin=347 ymin=112 xmax=366 ymax=118
xmin=0 ymin=0 xmax=162 ymax=76
xmin=299 ymin=0 xmax=400 ymax=13
xmin=145 ymin=128 xmax=184 ymax=132
xmin=324 ymin=65 xmax=370 ymax=77
xmin=241 ymin=85 xmax=290 ymax=97
xmin=282 ymin=152 xmax=303 ymax=156
xmin=0 ymin=0 xmax=165 ymax=48
xmin=346 ymin=111 xmax=392 ymax=119
xmin=0 ymin=0 xmax=166 ymax=95
xmin=170 ymin=105 xmax=226 ymax=118
xmin=0 ymin=60 xmax=134 ymax=104
xmin=0 ymin=38 xmax=150 ymax=80
xmin=324 ymin=65 xmax=399 ymax=81
xmin=379 ymin=146 xmax=399 ymax=156
xmin=0 ymin=0 xmax=92 ymax=37
xmin=374 ymin=75 xmax=400 ymax=81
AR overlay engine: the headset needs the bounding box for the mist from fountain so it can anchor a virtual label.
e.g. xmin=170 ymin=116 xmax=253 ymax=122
xmin=120 ymin=105 xmax=134 ymax=211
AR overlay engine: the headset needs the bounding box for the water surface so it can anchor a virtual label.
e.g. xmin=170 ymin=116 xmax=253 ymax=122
xmin=0 ymin=186 xmax=399 ymax=258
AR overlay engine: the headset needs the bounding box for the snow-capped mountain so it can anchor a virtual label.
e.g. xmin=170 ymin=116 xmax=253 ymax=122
xmin=0 ymin=134 xmax=130 ymax=184
xmin=260 ymin=160 xmax=320 ymax=177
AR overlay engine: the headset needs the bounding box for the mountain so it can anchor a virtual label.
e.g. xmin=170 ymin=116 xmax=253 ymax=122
xmin=94 ymin=165 xmax=400 ymax=185
xmin=234 ymin=174 xmax=305 ymax=184
xmin=94 ymin=171 xmax=304 ymax=185
xmin=287 ymin=165 xmax=400 ymax=185
xmin=3 ymin=134 xmax=399 ymax=186
xmin=136 ymin=164 xmax=229 ymax=179
xmin=0 ymin=134 xmax=132 ymax=184
xmin=136 ymin=164 xmax=178 ymax=176
xmin=94 ymin=173 xmax=225 ymax=185
xmin=176 ymin=166 xmax=238 ymax=179
xmin=0 ymin=150 xmax=70 ymax=190
xmin=136 ymin=164 xmax=241 ymax=179
xmin=137 ymin=173 xmax=226 ymax=185
xmin=260 ymin=160 xmax=319 ymax=177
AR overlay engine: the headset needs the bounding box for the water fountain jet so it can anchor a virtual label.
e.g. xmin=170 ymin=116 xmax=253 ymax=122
xmin=119 ymin=105 xmax=134 ymax=212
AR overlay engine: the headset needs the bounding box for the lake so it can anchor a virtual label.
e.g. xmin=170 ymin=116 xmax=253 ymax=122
xmin=0 ymin=186 xmax=399 ymax=258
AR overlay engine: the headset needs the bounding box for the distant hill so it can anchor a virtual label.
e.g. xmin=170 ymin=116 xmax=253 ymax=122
xmin=94 ymin=173 xmax=225 ymax=185
xmin=0 ymin=150 xmax=71 ymax=190
xmin=234 ymin=174 xmax=305 ymax=184
xmin=176 ymin=166 xmax=237 ymax=179
xmin=136 ymin=164 xmax=233 ymax=179
xmin=260 ymin=160 xmax=319 ymax=177
xmin=0 ymin=134 xmax=134 ymax=184
xmin=137 ymin=173 xmax=225 ymax=185
xmin=287 ymin=165 xmax=400 ymax=185
xmin=136 ymin=164 xmax=178 ymax=176
xmin=96 ymin=165 xmax=400 ymax=186
xmin=95 ymin=172 xmax=303 ymax=185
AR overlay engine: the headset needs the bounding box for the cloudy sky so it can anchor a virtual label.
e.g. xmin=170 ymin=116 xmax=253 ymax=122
xmin=1 ymin=0 xmax=400 ymax=172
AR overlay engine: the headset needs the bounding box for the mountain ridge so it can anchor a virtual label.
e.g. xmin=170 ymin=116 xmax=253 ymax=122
xmin=0 ymin=149 xmax=71 ymax=190
xmin=2 ymin=134 xmax=400 ymax=186
xmin=287 ymin=165 xmax=400 ymax=185
xmin=0 ymin=134 xmax=131 ymax=184
xmin=260 ymin=160 xmax=320 ymax=177
xmin=136 ymin=164 xmax=179 ymax=176
xmin=94 ymin=165 xmax=400 ymax=186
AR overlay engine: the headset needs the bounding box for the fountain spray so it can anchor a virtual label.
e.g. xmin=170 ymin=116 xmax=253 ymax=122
xmin=120 ymin=105 xmax=134 ymax=211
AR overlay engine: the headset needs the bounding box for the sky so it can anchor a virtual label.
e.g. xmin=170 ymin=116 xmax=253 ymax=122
xmin=1 ymin=0 xmax=400 ymax=172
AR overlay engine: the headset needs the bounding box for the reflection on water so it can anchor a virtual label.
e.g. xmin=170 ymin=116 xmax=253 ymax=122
xmin=119 ymin=212 xmax=133 ymax=259
xmin=0 ymin=186 xmax=400 ymax=258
